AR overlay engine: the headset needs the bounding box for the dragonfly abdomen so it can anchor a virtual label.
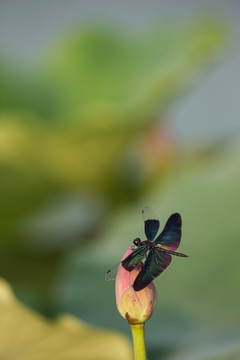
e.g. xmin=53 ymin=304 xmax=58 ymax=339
xmin=157 ymin=246 xmax=188 ymax=258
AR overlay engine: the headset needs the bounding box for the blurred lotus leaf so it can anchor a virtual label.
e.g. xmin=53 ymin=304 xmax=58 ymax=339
xmin=169 ymin=340 xmax=240 ymax=360
xmin=55 ymin=137 xmax=240 ymax=359
xmin=42 ymin=20 xmax=226 ymax=121
xmin=0 ymin=278 xmax=132 ymax=360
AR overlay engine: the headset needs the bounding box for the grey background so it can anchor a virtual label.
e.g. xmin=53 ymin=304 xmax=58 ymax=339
xmin=0 ymin=0 xmax=239 ymax=140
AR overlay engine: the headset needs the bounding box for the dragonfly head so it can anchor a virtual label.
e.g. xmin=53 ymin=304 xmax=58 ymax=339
xmin=133 ymin=238 xmax=141 ymax=247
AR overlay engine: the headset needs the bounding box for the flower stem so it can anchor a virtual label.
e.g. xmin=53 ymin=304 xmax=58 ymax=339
xmin=130 ymin=324 xmax=147 ymax=360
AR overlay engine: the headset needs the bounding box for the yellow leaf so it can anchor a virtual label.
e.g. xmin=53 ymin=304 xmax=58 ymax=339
xmin=0 ymin=278 xmax=133 ymax=360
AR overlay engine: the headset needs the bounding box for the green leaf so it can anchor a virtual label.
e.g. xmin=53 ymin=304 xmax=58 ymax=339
xmin=42 ymin=20 xmax=226 ymax=122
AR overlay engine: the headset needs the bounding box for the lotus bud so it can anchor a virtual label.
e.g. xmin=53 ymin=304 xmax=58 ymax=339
xmin=115 ymin=247 xmax=157 ymax=325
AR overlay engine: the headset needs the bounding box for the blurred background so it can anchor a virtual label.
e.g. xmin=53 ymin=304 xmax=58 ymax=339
xmin=0 ymin=1 xmax=240 ymax=359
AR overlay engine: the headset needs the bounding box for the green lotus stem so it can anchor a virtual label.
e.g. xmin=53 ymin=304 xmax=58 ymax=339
xmin=130 ymin=324 xmax=147 ymax=360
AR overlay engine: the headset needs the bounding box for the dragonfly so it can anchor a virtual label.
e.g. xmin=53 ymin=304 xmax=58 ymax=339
xmin=105 ymin=207 xmax=188 ymax=291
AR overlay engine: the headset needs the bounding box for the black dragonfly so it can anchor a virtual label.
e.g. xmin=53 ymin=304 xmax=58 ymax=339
xmin=105 ymin=207 xmax=188 ymax=291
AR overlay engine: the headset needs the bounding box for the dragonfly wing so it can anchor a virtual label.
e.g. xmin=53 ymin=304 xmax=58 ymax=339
xmin=154 ymin=213 xmax=182 ymax=251
xmin=133 ymin=248 xmax=172 ymax=291
xmin=106 ymin=245 xmax=148 ymax=280
xmin=142 ymin=207 xmax=160 ymax=241
xmin=122 ymin=245 xmax=148 ymax=272
xmin=105 ymin=263 xmax=120 ymax=281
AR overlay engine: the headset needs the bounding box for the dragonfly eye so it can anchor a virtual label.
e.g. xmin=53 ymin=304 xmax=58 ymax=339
xmin=133 ymin=238 xmax=141 ymax=246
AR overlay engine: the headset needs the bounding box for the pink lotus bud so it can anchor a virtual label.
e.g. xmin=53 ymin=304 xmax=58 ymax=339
xmin=115 ymin=247 xmax=157 ymax=325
